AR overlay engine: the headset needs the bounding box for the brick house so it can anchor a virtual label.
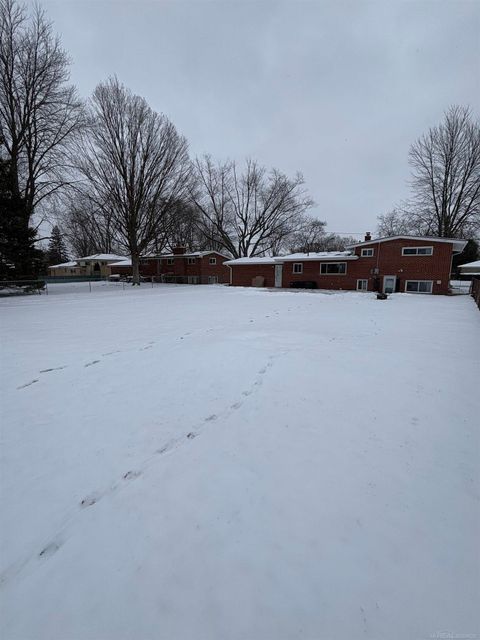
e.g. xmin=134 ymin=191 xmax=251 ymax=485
xmin=109 ymin=247 xmax=231 ymax=284
xmin=225 ymin=235 xmax=467 ymax=295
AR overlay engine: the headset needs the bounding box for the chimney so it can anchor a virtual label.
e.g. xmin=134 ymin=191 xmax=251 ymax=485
xmin=364 ymin=232 xmax=372 ymax=242
xmin=172 ymin=246 xmax=187 ymax=255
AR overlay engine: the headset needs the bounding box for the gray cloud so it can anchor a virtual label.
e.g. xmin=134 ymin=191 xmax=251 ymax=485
xmin=33 ymin=0 xmax=480 ymax=236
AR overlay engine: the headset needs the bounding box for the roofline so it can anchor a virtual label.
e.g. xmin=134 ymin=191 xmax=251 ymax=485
xmin=346 ymin=235 xmax=468 ymax=250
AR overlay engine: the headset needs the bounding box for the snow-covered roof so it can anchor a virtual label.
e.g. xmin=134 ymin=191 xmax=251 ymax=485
xmin=154 ymin=250 xmax=230 ymax=259
xmin=458 ymin=260 xmax=480 ymax=270
xmin=224 ymin=257 xmax=278 ymax=266
xmin=280 ymin=251 xmax=357 ymax=262
xmin=49 ymin=261 xmax=79 ymax=269
xmin=346 ymin=236 xmax=467 ymax=253
xmin=80 ymin=254 xmax=127 ymax=262
xmin=225 ymin=252 xmax=357 ymax=266
xmin=108 ymin=259 xmax=132 ymax=267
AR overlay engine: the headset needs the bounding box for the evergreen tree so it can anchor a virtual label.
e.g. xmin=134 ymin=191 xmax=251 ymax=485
xmin=47 ymin=225 xmax=68 ymax=265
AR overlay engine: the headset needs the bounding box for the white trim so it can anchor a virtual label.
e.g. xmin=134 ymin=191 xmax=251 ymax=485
xmin=346 ymin=236 xmax=467 ymax=253
xmin=361 ymin=248 xmax=374 ymax=257
xmin=209 ymin=257 xmax=217 ymax=265
xmin=320 ymin=262 xmax=347 ymax=275
xmin=405 ymin=280 xmax=433 ymax=294
xmin=383 ymin=275 xmax=397 ymax=293
xmin=167 ymin=257 xmax=174 ymax=265
xmin=402 ymin=246 xmax=433 ymax=256
xmin=356 ymin=279 xmax=368 ymax=291
xmin=293 ymin=263 xmax=303 ymax=274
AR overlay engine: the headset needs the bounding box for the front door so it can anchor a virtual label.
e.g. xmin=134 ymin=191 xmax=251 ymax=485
xmin=274 ymin=264 xmax=283 ymax=288
xmin=383 ymin=275 xmax=396 ymax=294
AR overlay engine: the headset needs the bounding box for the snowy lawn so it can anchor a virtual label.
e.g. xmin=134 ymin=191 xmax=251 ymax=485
xmin=1 ymin=284 xmax=479 ymax=640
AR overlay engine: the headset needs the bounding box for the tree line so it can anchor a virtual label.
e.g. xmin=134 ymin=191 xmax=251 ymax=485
xmin=1 ymin=0 xmax=479 ymax=283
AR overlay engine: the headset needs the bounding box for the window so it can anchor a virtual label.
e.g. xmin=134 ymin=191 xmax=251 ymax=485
xmin=187 ymin=257 xmax=196 ymax=265
xmin=167 ymin=258 xmax=174 ymax=265
xmin=357 ymin=279 xmax=368 ymax=291
xmin=293 ymin=263 xmax=303 ymax=274
xmin=209 ymin=257 xmax=217 ymax=265
xmin=405 ymin=280 xmax=433 ymax=294
xmin=320 ymin=262 xmax=346 ymax=274
xmin=402 ymin=246 xmax=433 ymax=256
xmin=208 ymin=276 xmax=218 ymax=284
xmin=361 ymin=248 xmax=374 ymax=257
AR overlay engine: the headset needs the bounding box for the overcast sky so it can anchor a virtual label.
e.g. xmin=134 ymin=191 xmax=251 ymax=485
xmin=32 ymin=0 xmax=480 ymax=237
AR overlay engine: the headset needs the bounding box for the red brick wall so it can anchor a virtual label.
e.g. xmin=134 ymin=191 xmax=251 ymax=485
xmin=139 ymin=253 xmax=230 ymax=283
xmin=230 ymin=264 xmax=276 ymax=287
xmin=229 ymin=239 xmax=456 ymax=294
xmin=352 ymin=239 xmax=453 ymax=295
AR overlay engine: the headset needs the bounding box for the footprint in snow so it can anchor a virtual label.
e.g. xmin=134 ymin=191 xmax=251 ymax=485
xmin=231 ymin=402 xmax=242 ymax=410
xmin=205 ymin=414 xmax=217 ymax=422
xmin=186 ymin=432 xmax=197 ymax=439
xmin=17 ymin=379 xmax=39 ymax=389
xmin=80 ymin=493 xmax=101 ymax=508
xmin=85 ymin=360 xmax=100 ymax=368
xmin=123 ymin=470 xmax=142 ymax=480
xmin=39 ymin=366 xmax=66 ymax=373
xmin=39 ymin=540 xmax=62 ymax=559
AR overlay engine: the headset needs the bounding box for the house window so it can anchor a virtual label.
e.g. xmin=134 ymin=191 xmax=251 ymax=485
xmin=167 ymin=258 xmax=174 ymax=265
xmin=405 ymin=280 xmax=433 ymax=294
xmin=187 ymin=257 xmax=196 ymax=265
xmin=293 ymin=263 xmax=303 ymax=274
xmin=320 ymin=262 xmax=346 ymax=274
xmin=402 ymin=246 xmax=433 ymax=256
xmin=209 ymin=257 xmax=217 ymax=265
xmin=208 ymin=276 xmax=218 ymax=284
xmin=357 ymin=279 xmax=368 ymax=291
xmin=361 ymin=248 xmax=374 ymax=257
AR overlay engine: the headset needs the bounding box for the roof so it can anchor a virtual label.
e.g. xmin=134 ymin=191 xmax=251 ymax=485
xmin=49 ymin=261 xmax=79 ymax=269
xmin=109 ymin=259 xmax=132 ymax=267
xmin=80 ymin=254 xmax=127 ymax=262
xmin=280 ymin=251 xmax=357 ymax=262
xmin=346 ymin=235 xmax=468 ymax=253
xmin=225 ymin=251 xmax=357 ymax=266
xmin=458 ymin=260 xmax=480 ymax=269
xmin=224 ymin=257 xmax=278 ymax=266
xmin=152 ymin=250 xmax=231 ymax=259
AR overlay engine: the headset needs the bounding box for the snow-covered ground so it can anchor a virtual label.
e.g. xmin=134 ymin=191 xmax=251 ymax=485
xmin=1 ymin=284 xmax=479 ymax=640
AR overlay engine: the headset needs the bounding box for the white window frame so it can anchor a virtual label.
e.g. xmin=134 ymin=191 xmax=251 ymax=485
xmin=293 ymin=263 xmax=303 ymax=274
xmin=209 ymin=257 xmax=217 ymax=265
xmin=167 ymin=257 xmax=174 ymax=265
xmin=405 ymin=280 xmax=433 ymax=294
xmin=361 ymin=248 xmax=374 ymax=257
xmin=208 ymin=275 xmax=218 ymax=284
xmin=357 ymin=279 xmax=368 ymax=291
xmin=320 ymin=262 xmax=347 ymax=275
xmin=402 ymin=246 xmax=433 ymax=256
xmin=187 ymin=257 xmax=196 ymax=265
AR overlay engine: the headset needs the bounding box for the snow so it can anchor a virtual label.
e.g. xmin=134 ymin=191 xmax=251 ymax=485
xmin=224 ymin=256 xmax=278 ymax=265
xmin=80 ymin=253 xmax=127 ymax=262
xmin=346 ymin=236 xmax=468 ymax=252
xmin=280 ymin=251 xmax=357 ymax=261
xmin=1 ymin=285 xmax=479 ymax=640
xmin=459 ymin=260 xmax=480 ymax=270
xmin=48 ymin=260 xmax=79 ymax=268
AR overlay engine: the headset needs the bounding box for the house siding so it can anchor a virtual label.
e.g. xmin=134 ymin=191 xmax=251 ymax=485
xmin=228 ymin=238 xmax=458 ymax=295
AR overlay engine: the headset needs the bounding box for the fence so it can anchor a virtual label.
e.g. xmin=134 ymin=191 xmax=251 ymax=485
xmin=471 ymin=277 xmax=480 ymax=310
xmin=0 ymin=280 xmax=46 ymax=296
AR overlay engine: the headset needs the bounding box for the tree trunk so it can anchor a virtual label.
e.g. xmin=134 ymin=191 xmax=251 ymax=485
xmin=131 ymin=253 xmax=141 ymax=285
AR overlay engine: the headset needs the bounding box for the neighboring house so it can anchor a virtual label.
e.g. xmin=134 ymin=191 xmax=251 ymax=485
xmin=108 ymin=247 xmax=231 ymax=284
xmin=225 ymin=234 xmax=467 ymax=295
xmin=48 ymin=254 xmax=127 ymax=278
xmin=458 ymin=260 xmax=480 ymax=279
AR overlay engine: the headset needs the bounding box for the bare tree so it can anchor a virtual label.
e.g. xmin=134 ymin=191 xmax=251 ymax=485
xmin=75 ymin=77 xmax=191 ymax=283
xmin=408 ymin=105 xmax=480 ymax=238
xmin=0 ymin=0 xmax=83 ymax=233
xmin=58 ymin=192 xmax=120 ymax=257
xmin=376 ymin=207 xmax=419 ymax=237
xmin=191 ymin=156 xmax=313 ymax=258
xmin=288 ymin=217 xmax=327 ymax=253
